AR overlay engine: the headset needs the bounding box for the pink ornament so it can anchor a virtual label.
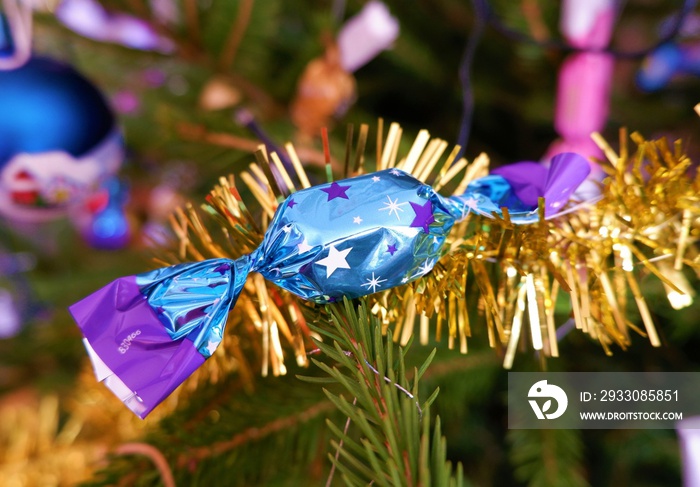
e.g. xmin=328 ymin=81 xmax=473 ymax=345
xmin=677 ymin=417 xmax=700 ymax=487
xmin=546 ymin=0 xmax=619 ymax=167
xmin=56 ymin=0 xmax=174 ymax=53
xmin=112 ymin=91 xmax=141 ymax=115
xmin=560 ymin=0 xmax=619 ymax=48
xmin=554 ymin=53 xmax=614 ymax=141
xmin=337 ymin=1 xmax=399 ymax=73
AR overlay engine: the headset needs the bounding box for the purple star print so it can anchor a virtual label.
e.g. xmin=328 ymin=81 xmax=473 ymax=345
xmin=409 ymin=201 xmax=435 ymax=233
xmin=321 ymin=182 xmax=350 ymax=201
xmin=288 ymin=198 xmax=297 ymax=208
xmin=387 ymin=244 xmax=397 ymax=255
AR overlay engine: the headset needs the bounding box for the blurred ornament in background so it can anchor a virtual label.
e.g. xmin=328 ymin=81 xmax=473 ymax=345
xmin=543 ymin=0 xmax=619 ymax=204
xmin=199 ymin=76 xmax=241 ymax=111
xmin=142 ymin=67 xmax=166 ymax=88
xmin=290 ymin=1 xmax=398 ymax=139
xmin=637 ymin=13 xmax=700 ymax=92
xmin=128 ymin=163 xmax=189 ymax=248
xmin=0 ymin=5 xmax=123 ymax=224
xmin=55 ymin=0 xmax=175 ymax=53
xmin=0 ymin=249 xmax=37 ymax=338
xmin=112 ymin=90 xmax=141 ymax=115
xmin=677 ymin=417 xmax=700 ymax=487
xmin=138 ymin=183 xmax=182 ymax=247
xmin=72 ymin=177 xmax=131 ymax=250
xmin=545 ymin=0 xmax=618 ymax=166
xmin=0 ymin=288 xmax=21 ymax=338
xmin=148 ymin=0 xmax=179 ymax=27
xmin=336 ymin=0 xmax=399 ymax=73
xmin=290 ymin=38 xmax=356 ymax=140
xmin=0 ymin=56 xmax=123 ymax=222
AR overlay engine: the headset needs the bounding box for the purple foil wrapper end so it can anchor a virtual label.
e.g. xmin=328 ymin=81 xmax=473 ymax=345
xmin=69 ymin=276 xmax=205 ymax=419
xmin=491 ymin=152 xmax=591 ymax=217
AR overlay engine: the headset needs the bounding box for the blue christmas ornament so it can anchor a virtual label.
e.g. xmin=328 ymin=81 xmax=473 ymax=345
xmin=636 ymin=42 xmax=700 ymax=92
xmin=636 ymin=12 xmax=700 ymax=92
xmin=81 ymin=178 xmax=131 ymax=250
xmin=0 ymin=55 xmax=123 ymax=221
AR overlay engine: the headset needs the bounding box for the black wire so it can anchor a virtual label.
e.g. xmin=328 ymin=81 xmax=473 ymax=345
xmin=455 ymin=0 xmax=698 ymax=156
xmin=455 ymin=0 xmax=490 ymax=159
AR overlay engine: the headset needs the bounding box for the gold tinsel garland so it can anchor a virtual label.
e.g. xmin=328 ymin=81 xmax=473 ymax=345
xmin=3 ymin=120 xmax=697 ymax=485
xmin=400 ymin=128 xmax=700 ymax=368
xmin=157 ymin=120 xmax=700 ymax=378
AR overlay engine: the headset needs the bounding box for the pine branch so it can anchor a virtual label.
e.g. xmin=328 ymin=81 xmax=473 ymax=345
xmin=179 ymin=400 xmax=335 ymax=464
xmin=300 ymin=298 xmax=469 ymax=487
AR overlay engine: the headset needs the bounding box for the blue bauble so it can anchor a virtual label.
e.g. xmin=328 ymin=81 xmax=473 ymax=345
xmin=81 ymin=177 xmax=131 ymax=250
xmin=0 ymin=56 xmax=123 ymax=221
xmin=637 ymin=43 xmax=683 ymax=92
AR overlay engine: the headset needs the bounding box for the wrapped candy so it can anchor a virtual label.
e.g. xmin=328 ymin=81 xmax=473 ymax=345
xmin=70 ymin=153 xmax=589 ymax=418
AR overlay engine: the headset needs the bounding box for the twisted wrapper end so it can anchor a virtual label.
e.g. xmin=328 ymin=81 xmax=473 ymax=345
xmin=69 ymin=257 xmax=252 ymax=418
xmin=437 ymin=152 xmax=591 ymax=227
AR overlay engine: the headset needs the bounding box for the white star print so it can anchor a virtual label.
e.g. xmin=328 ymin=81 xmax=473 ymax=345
xmin=378 ymin=195 xmax=408 ymax=221
xmin=282 ymin=224 xmax=292 ymax=233
xmin=460 ymin=196 xmax=491 ymax=218
xmin=206 ymin=340 xmax=218 ymax=355
xmin=297 ymin=239 xmax=313 ymax=254
xmin=433 ymin=236 xmax=439 ymax=244
xmin=361 ymin=272 xmax=388 ymax=293
xmin=416 ymin=258 xmax=435 ymax=276
xmin=372 ymin=176 xmax=381 ymax=182
xmin=464 ymin=196 xmax=479 ymax=210
xmin=390 ymin=169 xmax=402 ymax=176
xmin=401 ymin=277 xmax=409 ymax=284
xmin=353 ymin=216 xmax=363 ymax=224
xmin=315 ymin=245 xmax=352 ymax=278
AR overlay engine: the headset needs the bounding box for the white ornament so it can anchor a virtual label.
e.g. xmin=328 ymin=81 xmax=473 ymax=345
xmin=337 ymin=1 xmax=399 ymax=72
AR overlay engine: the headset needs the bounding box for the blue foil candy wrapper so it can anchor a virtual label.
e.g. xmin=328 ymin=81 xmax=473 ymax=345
xmin=69 ymin=153 xmax=590 ymax=417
